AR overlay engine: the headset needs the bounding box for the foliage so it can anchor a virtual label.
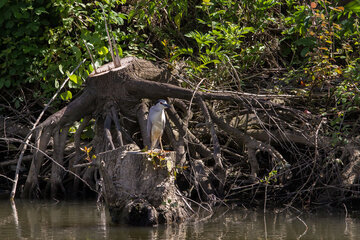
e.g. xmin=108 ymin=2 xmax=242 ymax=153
xmin=283 ymin=1 xmax=359 ymax=86
xmin=0 ymin=0 xmax=127 ymax=109
xmin=130 ymin=0 xmax=359 ymax=95
xmin=80 ymin=146 xmax=96 ymax=162
xmin=260 ymin=169 xmax=278 ymax=184
xmin=1 ymin=0 xmax=360 ymax=208
xmin=147 ymin=151 xmax=169 ymax=169
xmin=146 ymin=151 xmax=188 ymax=178
xmin=1 ymin=0 xmax=359 ymax=142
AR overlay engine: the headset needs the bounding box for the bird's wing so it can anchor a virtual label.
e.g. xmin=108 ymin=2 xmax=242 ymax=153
xmin=147 ymin=107 xmax=153 ymax=141
xmin=161 ymin=110 xmax=166 ymax=129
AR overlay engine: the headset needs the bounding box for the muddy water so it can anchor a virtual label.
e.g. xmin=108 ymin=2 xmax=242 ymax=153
xmin=0 ymin=200 xmax=359 ymax=239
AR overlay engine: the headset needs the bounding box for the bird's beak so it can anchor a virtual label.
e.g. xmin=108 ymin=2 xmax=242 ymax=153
xmin=163 ymin=103 xmax=170 ymax=108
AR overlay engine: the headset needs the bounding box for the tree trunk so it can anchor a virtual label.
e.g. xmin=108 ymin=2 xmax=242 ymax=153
xmin=98 ymin=144 xmax=190 ymax=226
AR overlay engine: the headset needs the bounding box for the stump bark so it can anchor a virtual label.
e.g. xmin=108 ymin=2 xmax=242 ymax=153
xmin=98 ymin=144 xmax=190 ymax=226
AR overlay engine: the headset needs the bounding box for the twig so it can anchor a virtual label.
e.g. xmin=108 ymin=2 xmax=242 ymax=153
xmin=286 ymin=117 xmax=326 ymax=206
xmin=343 ymin=202 xmax=348 ymax=218
xmin=0 ymin=174 xmax=15 ymax=182
xmin=100 ymin=6 xmax=120 ymax=67
xmin=0 ymin=104 xmax=35 ymax=123
xmin=314 ymin=117 xmax=326 ymax=162
xmin=10 ymin=199 xmax=19 ymax=233
xmin=175 ymin=189 xmax=195 ymax=214
xmin=182 ymin=78 xmax=207 ymax=201
xmin=83 ymin=40 xmax=97 ymax=73
xmin=73 ymin=162 xmax=95 ymax=168
xmin=264 ymin=183 xmax=268 ymax=214
xmin=184 ymin=78 xmax=205 ymax=129
xmin=197 ymin=98 xmax=223 ymax=169
xmin=296 ymin=216 xmax=308 ymax=240
xmin=264 ymin=213 xmax=268 ymax=240
xmin=110 ymin=24 xmax=121 ymax=66
xmin=175 ymin=188 xmax=212 ymax=213
xmin=343 ymin=203 xmax=349 ymax=235
xmin=224 ymin=54 xmax=242 ymax=91
xmin=10 ymin=59 xmax=86 ymax=199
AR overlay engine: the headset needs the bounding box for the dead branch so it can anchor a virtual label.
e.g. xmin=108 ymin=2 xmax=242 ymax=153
xmin=83 ymin=40 xmax=97 ymax=73
xmin=197 ymin=98 xmax=223 ymax=169
xmin=1 ymin=137 xmax=98 ymax=194
xmin=166 ymin=107 xmax=212 ymax=159
xmin=208 ymin=106 xmax=291 ymax=177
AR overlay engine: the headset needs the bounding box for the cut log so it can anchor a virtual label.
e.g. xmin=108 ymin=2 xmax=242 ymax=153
xmin=97 ymin=144 xmax=190 ymax=226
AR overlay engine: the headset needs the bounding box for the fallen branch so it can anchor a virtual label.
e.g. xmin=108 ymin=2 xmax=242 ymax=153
xmin=208 ymin=106 xmax=291 ymax=178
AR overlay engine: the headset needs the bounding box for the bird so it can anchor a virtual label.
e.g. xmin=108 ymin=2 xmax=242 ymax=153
xmin=147 ymin=99 xmax=170 ymax=151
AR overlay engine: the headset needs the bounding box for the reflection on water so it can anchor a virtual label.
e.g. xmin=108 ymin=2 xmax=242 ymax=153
xmin=0 ymin=200 xmax=359 ymax=240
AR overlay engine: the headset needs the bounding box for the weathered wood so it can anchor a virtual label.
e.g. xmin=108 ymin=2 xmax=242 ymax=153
xmin=98 ymin=144 xmax=190 ymax=226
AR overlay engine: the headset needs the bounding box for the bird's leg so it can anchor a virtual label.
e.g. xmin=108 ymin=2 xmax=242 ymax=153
xmin=159 ymin=135 xmax=164 ymax=152
xmin=149 ymin=143 xmax=153 ymax=154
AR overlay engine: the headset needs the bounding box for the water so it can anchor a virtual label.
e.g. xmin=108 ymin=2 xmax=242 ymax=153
xmin=0 ymin=200 xmax=359 ymax=240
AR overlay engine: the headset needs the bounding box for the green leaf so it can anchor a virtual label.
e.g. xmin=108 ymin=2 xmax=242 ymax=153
xmin=170 ymin=48 xmax=193 ymax=62
xmin=98 ymin=46 xmax=109 ymax=55
xmin=117 ymin=46 xmax=123 ymax=58
xmin=68 ymin=77 xmax=82 ymax=88
xmin=345 ymin=0 xmax=360 ymax=12
xmin=174 ymin=13 xmax=182 ymax=29
xmin=60 ymin=91 xmax=72 ymax=101
xmin=59 ymin=64 xmax=64 ymax=74
xmin=35 ymin=7 xmax=47 ymax=15
xmin=241 ymin=27 xmax=255 ymax=34
xmin=88 ymin=64 xmax=94 ymax=73
xmin=69 ymin=74 xmax=79 ymax=84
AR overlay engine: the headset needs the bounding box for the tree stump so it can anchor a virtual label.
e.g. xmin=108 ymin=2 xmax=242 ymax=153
xmin=97 ymin=144 xmax=190 ymax=226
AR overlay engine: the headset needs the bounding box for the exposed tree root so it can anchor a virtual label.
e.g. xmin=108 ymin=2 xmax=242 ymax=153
xmin=1 ymin=56 xmax=359 ymax=214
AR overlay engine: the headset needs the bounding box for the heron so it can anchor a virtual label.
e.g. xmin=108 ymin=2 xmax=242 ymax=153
xmin=147 ymin=99 xmax=170 ymax=151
